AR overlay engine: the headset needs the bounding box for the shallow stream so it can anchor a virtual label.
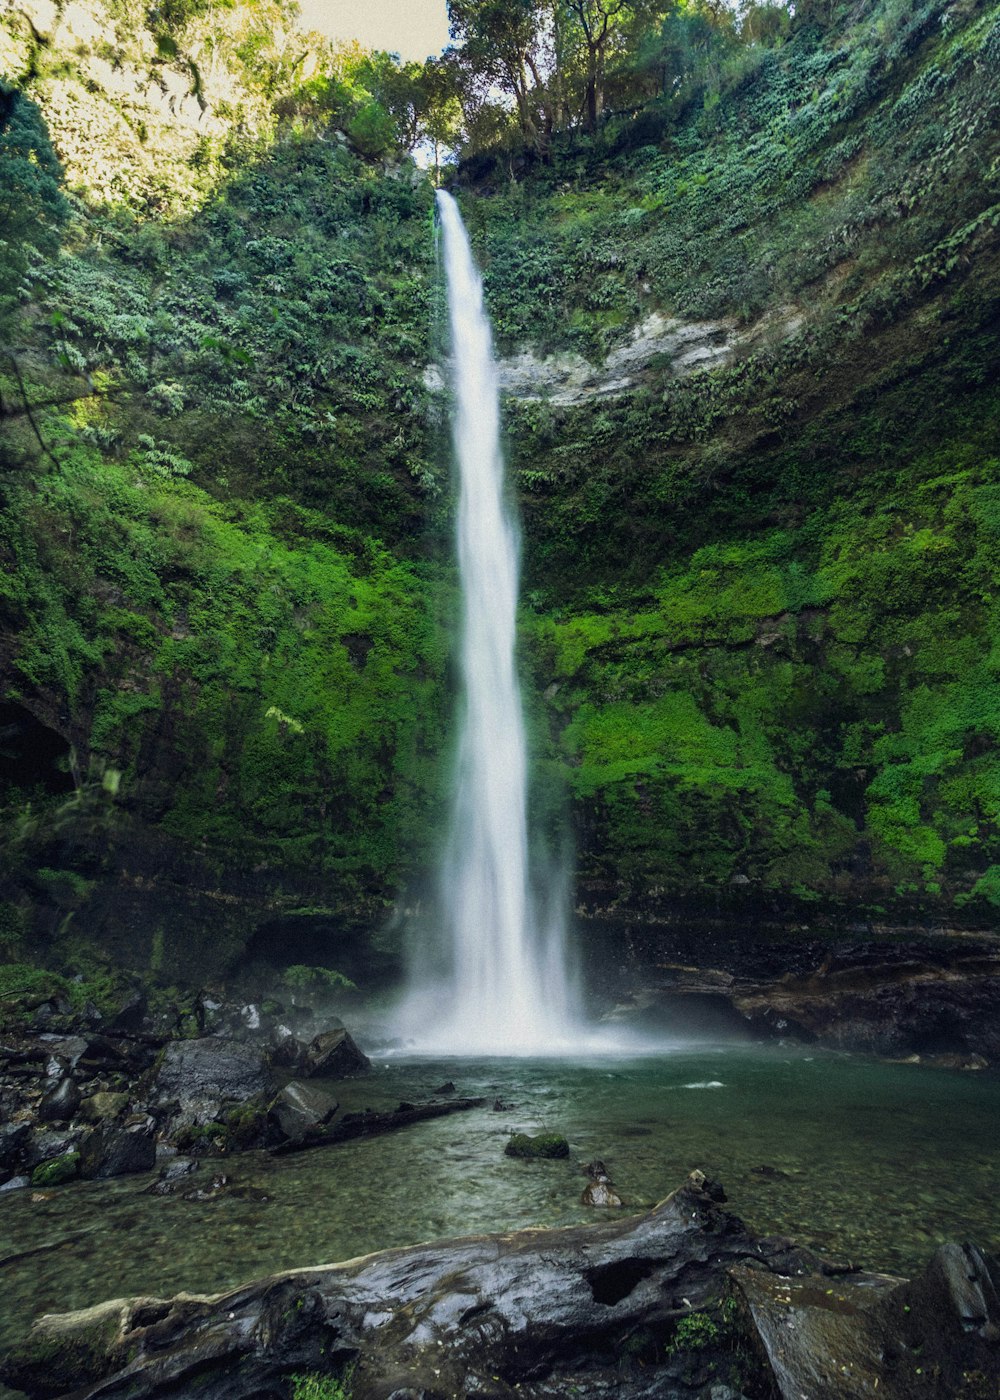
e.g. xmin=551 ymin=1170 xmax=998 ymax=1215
xmin=2 ymin=1044 xmax=997 ymax=1372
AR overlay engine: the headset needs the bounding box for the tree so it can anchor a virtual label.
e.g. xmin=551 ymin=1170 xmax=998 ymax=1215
xmin=447 ymin=0 xmax=557 ymax=158
xmin=418 ymin=57 xmax=465 ymax=180
xmin=564 ymin=0 xmax=631 ymax=131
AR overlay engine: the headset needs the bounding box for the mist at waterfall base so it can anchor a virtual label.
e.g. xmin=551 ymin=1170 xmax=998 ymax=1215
xmin=394 ymin=191 xmax=638 ymax=1058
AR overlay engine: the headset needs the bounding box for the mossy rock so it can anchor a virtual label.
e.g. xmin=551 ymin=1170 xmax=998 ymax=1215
xmin=504 ymin=1133 xmax=570 ymax=1160
xmin=30 ymin=1151 xmax=81 ymax=1187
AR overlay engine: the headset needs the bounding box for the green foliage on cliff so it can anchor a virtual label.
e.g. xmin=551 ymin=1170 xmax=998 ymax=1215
xmin=1 ymin=0 xmax=999 ymax=981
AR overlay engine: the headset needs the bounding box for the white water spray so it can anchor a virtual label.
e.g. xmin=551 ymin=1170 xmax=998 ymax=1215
xmin=402 ymin=190 xmax=579 ymax=1055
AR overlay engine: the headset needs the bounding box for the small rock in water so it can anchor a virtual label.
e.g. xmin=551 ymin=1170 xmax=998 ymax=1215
xmin=751 ymin=1164 xmax=790 ymax=1181
xmin=433 ymin=1081 xmax=456 ymax=1095
xmin=581 ymin=1179 xmax=623 ymax=1208
xmin=147 ymin=1158 xmax=199 ymax=1195
xmin=504 ymin=1133 xmax=569 ymax=1160
xmin=492 ymin=1098 xmax=514 ymax=1112
xmin=0 ymin=1175 xmax=30 ymax=1192
xmin=689 ymin=1168 xmax=727 ymax=1202
xmin=180 ymin=1172 xmax=269 ymax=1203
xmin=581 ymin=1158 xmax=623 ymax=1207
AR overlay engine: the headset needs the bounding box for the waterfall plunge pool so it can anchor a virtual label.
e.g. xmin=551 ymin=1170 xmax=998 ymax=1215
xmin=1 ymin=1043 xmax=997 ymax=1362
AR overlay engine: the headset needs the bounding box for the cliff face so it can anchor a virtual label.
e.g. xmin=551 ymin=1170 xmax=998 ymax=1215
xmin=1 ymin=0 xmax=999 ymax=984
xmin=481 ymin=0 xmax=1000 ymax=932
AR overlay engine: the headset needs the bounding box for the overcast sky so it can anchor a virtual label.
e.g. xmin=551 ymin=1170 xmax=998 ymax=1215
xmin=297 ymin=0 xmax=452 ymax=61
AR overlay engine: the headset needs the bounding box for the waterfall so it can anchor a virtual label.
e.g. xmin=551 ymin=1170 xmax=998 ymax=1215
xmin=402 ymin=190 xmax=578 ymax=1055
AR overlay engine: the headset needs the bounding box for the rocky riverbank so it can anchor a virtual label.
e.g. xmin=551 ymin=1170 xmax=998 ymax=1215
xmin=0 ymin=984 xmax=390 ymax=1192
xmin=4 ymin=930 xmax=999 ymax=1196
xmin=593 ymin=928 xmax=1000 ymax=1067
xmin=3 ymin=1171 xmax=998 ymax=1400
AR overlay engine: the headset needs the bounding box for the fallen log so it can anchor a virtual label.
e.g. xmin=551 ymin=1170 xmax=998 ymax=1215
xmin=269 ymin=1095 xmax=486 ymax=1155
xmin=2 ymin=1172 xmax=997 ymax=1400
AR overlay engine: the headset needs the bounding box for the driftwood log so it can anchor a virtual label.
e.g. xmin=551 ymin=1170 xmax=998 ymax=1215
xmin=269 ymin=1096 xmax=486 ymax=1155
xmin=3 ymin=1172 xmax=998 ymax=1400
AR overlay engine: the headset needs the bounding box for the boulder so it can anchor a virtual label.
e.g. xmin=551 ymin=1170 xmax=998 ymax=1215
xmin=38 ymin=1077 xmax=81 ymax=1124
xmin=79 ymin=1120 xmax=156 ymax=1179
xmin=269 ymin=1032 xmax=307 ymax=1069
xmin=268 ymin=1081 xmax=338 ymax=1144
xmin=732 ymin=1239 xmax=1000 ymax=1398
xmin=104 ymin=991 xmax=148 ymax=1035
xmin=29 ymin=1151 xmax=79 ymax=1187
xmin=78 ymin=1091 xmax=130 ymax=1123
xmin=36 ymin=1034 xmax=89 ymax=1069
xmin=504 ymin=1132 xmax=570 ymax=1159
xmin=25 ymin=1128 xmax=81 ymax=1169
xmin=154 ymin=1038 xmax=270 ymax=1109
xmin=0 ymin=1121 xmax=30 ymax=1168
xmin=302 ymin=1028 xmax=370 ymax=1079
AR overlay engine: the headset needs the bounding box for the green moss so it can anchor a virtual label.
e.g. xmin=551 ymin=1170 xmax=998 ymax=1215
xmin=290 ymin=1373 xmax=352 ymax=1400
xmin=668 ymin=1311 xmax=722 ymax=1353
xmin=30 ymin=1152 xmax=81 ymax=1187
xmin=504 ymin=1133 xmax=570 ymax=1160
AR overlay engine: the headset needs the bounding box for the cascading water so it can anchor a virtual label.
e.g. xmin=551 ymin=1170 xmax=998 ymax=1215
xmin=402 ymin=189 xmax=579 ymax=1055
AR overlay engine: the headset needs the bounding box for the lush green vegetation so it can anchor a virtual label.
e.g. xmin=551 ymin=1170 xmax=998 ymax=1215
xmin=1 ymin=0 xmax=998 ymax=986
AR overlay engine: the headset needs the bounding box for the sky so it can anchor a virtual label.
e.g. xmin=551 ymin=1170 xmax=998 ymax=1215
xmin=297 ymin=0 xmax=452 ymax=62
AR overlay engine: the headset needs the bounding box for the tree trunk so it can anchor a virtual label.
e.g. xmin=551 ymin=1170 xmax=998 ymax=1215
xmin=1 ymin=1172 xmax=909 ymax=1400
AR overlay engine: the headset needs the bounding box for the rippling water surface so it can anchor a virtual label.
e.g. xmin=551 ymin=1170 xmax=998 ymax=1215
xmin=2 ymin=1044 xmax=998 ymax=1367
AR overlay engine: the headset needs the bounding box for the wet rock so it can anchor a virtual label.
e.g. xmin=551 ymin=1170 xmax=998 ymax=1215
xmin=25 ymin=1128 xmax=81 ymax=1169
xmin=37 ymin=1034 xmax=89 ymax=1070
xmin=302 ymin=1028 xmax=371 ymax=1079
xmin=731 ymin=951 xmax=1000 ymax=1060
xmin=80 ymin=1119 xmax=156 ymax=1179
xmin=146 ymin=1158 xmax=199 ymax=1195
xmin=154 ymin=1038 xmax=270 ymax=1108
xmin=162 ymin=1156 xmax=198 ymax=1181
xmin=268 ymin=1080 xmax=338 ymax=1143
xmin=177 ymin=1172 xmax=269 ymax=1203
xmin=0 ymin=1121 xmax=30 ymax=1168
xmin=78 ymin=1091 xmax=130 ymax=1123
xmin=78 ymin=1035 xmax=136 ymax=1073
xmin=504 ymin=1132 xmax=570 ymax=1159
xmin=269 ymin=1031 xmax=307 ymax=1069
xmin=38 ymin=1077 xmax=81 ymax=1123
xmin=581 ymin=1159 xmax=623 ymax=1207
xmin=581 ymin=1179 xmax=623 ymax=1207
xmin=0 ymin=1174 xmax=30 ymax=1192
xmin=104 ymin=991 xmax=147 ymax=1035
xmin=434 ymin=1081 xmax=456 ymax=1095
xmin=29 ymin=1151 xmax=80 ymax=1187
xmin=733 ymin=1238 xmax=1000 ymax=1399
xmin=750 ymin=1164 xmax=790 ymax=1181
